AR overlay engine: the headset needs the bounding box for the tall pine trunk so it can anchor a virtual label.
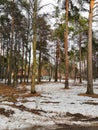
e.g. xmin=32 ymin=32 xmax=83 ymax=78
xmin=7 ymin=0 xmax=15 ymax=86
xmin=86 ymin=0 xmax=94 ymax=94
xmin=31 ymin=0 xmax=37 ymax=93
xmin=12 ymin=0 xmax=17 ymax=87
xmin=64 ymin=0 xmax=69 ymax=89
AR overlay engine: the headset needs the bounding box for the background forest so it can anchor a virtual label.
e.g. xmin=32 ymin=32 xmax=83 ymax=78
xmin=0 ymin=0 xmax=98 ymax=94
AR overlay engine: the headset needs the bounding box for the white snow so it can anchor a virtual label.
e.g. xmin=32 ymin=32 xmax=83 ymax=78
xmin=0 ymin=79 xmax=98 ymax=129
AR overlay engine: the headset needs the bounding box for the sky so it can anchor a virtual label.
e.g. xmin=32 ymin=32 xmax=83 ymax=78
xmin=39 ymin=0 xmax=58 ymax=28
xmin=41 ymin=0 xmax=57 ymax=9
xmin=40 ymin=0 xmax=57 ymax=13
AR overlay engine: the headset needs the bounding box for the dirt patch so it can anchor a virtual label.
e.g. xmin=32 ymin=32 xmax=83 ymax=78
xmin=66 ymin=112 xmax=98 ymax=122
xmin=41 ymin=101 xmax=60 ymax=104
xmin=66 ymin=112 xmax=89 ymax=121
xmin=83 ymin=102 xmax=98 ymax=105
xmin=85 ymin=117 xmax=98 ymax=122
xmin=22 ymin=125 xmax=98 ymax=130
xmin=78 ymin=93 xmax=98 ymax=98
xmin=0 ymin=108 xmax=14 ymax=117
xmin=7 ymin=104 xmax=47 ymax=115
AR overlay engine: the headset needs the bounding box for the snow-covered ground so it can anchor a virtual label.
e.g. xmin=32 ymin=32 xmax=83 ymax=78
xmin=0 ymin=79 xmax=98 ymax=130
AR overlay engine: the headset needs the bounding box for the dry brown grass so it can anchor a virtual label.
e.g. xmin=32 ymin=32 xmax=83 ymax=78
xmin=22 ymin=93 xmax=41 ymax=98
xmin=0 ymin=83 xmax=40 ymax=102
xmin=0 ymin=86 xmax=19 ymax=96
xmin=0 ymin=83 xmax=42 ymax=117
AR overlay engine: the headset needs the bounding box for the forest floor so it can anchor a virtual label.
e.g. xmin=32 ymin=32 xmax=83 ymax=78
xmin=0 ymin=79 xmax=98 ymax=130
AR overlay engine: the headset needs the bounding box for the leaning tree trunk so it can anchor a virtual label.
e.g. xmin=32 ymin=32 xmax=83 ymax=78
xmin=31 ymin=0 xmax=37 ymax=93
xmin=86 ymin=0 xmax=94 ymax=94
xmin=64 ymin=0 xmax=69 ymax=89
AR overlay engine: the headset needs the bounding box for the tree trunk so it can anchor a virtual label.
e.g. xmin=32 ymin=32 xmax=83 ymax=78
xmin=38 ymin=44 xmax=42 ymax=83
xmin=27 ymin=47 xmax=31 ymax=83
xmin=55 ymin=41 xmax=60 ymax=82
xmin=79 ymin=33 xmax=82 ymax=83
xmin=31 ymin=0 xmax=37 ymax=93
xmin=13 ymin=34 xmax=18 ymax=87
xmin=55 ymin=58 xmax=58 ymax=82
xmin=86 ymin=0 xmax=94 ymax=94
xmin=7 ymin=0 xmax=15 ymax=86
xmin=38 ymin=39 xmax=42 ymax=83
xmin=64 ymin=0 xmax=69 ymax=89
xmin=12 ymin=0 xmax=17 ymax=87
xmin=24 ymin=48 xmax=27 ymax=83
xmin=27 ymin=14 xmax=31 ymax=83
xmin=21 ymin=42 xmax=24 ymax=83
xmin=7 ymin=49 xmax=12 ymax=86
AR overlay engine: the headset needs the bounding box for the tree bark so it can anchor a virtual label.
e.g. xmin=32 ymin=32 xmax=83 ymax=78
xmin=64 ymin=0 xmax=69 ymax=89
xmin=86 ymin=0 xmax=94 ymax=94
xmin=38 ymin=42 xmax=42 ymax=83
xmin=31 ymin=0 xmax=37 ymax=93
xmin=79 ymin=33 xmax=82 ymax=83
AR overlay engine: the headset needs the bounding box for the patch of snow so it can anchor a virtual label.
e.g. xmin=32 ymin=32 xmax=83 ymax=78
xmin=0 ymin=79 xmax=98 ymax=129
xmin=1 ymin=101 xmax=14 ymax=105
